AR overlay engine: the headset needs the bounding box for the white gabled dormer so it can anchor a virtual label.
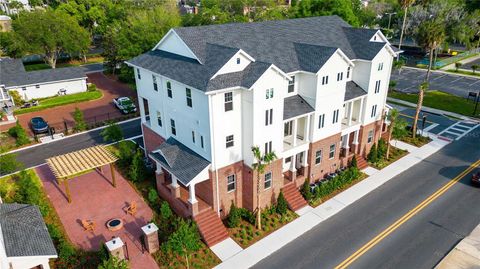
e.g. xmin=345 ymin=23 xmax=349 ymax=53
xmin=210 ymin=49 xmax=255 ymax=79
xmin=153 ymin=29 xmax=201 ymax=63
xmin=370 ymin=30 xmax=389 ymax=44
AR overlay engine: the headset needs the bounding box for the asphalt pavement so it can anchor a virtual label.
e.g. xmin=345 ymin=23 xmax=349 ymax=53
xmin=2 ymin=118 xmax=142 ymax=176
xmin=391 ymin=68 xmax=480 ymax=98
xmin=80 ymin=63 xmax=104 ymax=74
xmin=253 ymin=128 xmax=480 ymax=269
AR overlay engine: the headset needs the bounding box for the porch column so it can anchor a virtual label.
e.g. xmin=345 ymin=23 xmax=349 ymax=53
xmin=155 ymin=163 xmax=165 ymax=184
xmin=347 ymin=102 xmax=353 ymax=125
xmin=289 ymin=154 xmax=297 ymax=182
xmin=188 ymin=183 xmax=199 ymax=216
xmin=305 ymin=115 xmax=311 ymax=143
xmin=302 ymin=150 xmax=308 ymax=167
xmin=292 ymin=119 xmax=298 ymax=147
xmin=169 ymin=176 xmax=180 ymax=198
xmin=110 ymin=163 xmax=116 ymax=188
xmin=352 ymin=130 xmax=360 ymax=154
xmin=359 ymin=97 xmax=366 ymax=121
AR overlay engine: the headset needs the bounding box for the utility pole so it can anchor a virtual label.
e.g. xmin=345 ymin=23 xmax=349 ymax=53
xmin=385 ymin=12 xmax=397 ymax=31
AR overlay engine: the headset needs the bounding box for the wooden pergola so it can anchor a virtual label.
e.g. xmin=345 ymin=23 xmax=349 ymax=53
xmin=46 ymin=145 xmax=119 ymax=203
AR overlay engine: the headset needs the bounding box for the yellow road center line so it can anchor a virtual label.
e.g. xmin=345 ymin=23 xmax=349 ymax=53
xmin=335 ymin=159 xmax=480 ymax=269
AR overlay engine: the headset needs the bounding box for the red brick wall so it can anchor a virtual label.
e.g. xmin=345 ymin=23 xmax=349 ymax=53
xmin=142 ymin=124 xmax=165 ymax=153
xmin=307 ymin=133 xmax=342 ymax=182
xmin=358 ymin=120 xmax=383 ymax=158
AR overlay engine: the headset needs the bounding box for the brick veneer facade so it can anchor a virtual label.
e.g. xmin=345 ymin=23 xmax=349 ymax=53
xmin=357 ymin=119 xmax=384 ymax=158
xmin=307 ymin=133 xmax=342 ymax=182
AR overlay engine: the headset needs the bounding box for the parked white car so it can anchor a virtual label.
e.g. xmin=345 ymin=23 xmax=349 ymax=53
xmin=113 ymin=97 xmax=137 ymax=114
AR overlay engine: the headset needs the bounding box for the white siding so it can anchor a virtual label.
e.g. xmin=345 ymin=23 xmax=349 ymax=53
xmin=214 ymin=52 xmax=252 ymax=77
xmin=9 ymin=79 xmax=87 ymax=100
xmin=155 ymin=30 xmax=198 ymax=60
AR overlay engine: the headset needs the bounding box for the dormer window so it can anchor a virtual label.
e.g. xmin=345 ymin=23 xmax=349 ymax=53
xmin=236 ymin=58 xmax=241 ymax=64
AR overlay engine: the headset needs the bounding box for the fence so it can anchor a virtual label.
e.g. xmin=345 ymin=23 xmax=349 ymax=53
xmin=35 ymin=111 xmax=139 ymax=139
xmin=416 ymin=48 xmax=480 ymax=69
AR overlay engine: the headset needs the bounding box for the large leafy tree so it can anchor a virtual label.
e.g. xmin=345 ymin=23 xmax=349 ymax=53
xmin=397 ymin=0 xmax=415 ymax=56
xmin=292 ymin=0 xmax=361 ymax=27
xmin=165 ymin=219 xmax=201 ymax=269
xmin=251 ymin=146 xmax=277 ymax=230
xmin=9 ymin=9 xmax=90 ymax=68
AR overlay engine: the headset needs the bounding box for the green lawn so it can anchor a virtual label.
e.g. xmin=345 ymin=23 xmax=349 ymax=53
xmin=389 ymin=90 xmax=480 ymax=118
xmin=14 ymin=90 xmax=103 ymax=115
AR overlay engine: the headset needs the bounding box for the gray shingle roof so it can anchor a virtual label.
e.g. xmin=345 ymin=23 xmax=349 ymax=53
xmin=151 ymin=138 xmax=210 ymax=186
xmin=0 ymin=57 xmax=86 ymax=88
xmin=0 ymin=203 xmax=57 ymax=257
xmin=344 ymin=81 xmax=367 ymax=101
xmin=284 ymin=95 xmax=315 ymax=120
xmin=128 ymin=16 xmax=387 ymax=92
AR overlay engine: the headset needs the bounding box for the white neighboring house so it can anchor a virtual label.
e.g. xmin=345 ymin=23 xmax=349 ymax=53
xmin=0 ymin=203 xmax=57 ymax=269
xmin=0 ymin=58 xmax=87 ymax=109
xmin=126 ymin=16 xmax=399 ymax=236
xmin=0 ymin=0 xmax=31 ymax=15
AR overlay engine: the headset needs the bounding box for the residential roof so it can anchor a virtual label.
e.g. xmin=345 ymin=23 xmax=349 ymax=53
xmin=0 ymin=58 xmax=86 ymax=88
xmin=284 ymin=95 xmax=315 ymax=120
xmin=344 ymin=81 xmax=368 ymax=101
xmin=128 ymin=16 xmax=390 ymax=92
xmin=0 ymin=203 xmax=57 ymax=257
xmin=151 ymin=138 xmax=210 ymax=186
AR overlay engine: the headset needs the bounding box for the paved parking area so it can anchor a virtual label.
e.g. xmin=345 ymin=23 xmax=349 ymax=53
xmin=462 ymin=58 xmax=480 ymax=70
xmin=391 ymin=68 xmax=480 ymax=97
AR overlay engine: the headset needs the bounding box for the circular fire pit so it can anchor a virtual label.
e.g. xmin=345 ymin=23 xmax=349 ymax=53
xmin=106 ymin=218 xmax=123 ymax=231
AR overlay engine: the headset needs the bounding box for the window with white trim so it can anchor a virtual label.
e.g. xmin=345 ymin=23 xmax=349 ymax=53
xmin=200 ymin=135 xmax=204 ymax=149
xmin=236 ymin=58 xmax=241 ymax=64
xmin=266 ymin=88 xmax=274 ymax=99
xmin=368 ymin=130 xmax=374 ymax=143
xmin=227 ymin=174 xmax=236 ymax=192
xmin=156 ymin=111 xmax=162 ymax=127
xmin=284 ymin=121 xmax=292 ymax=136
xmin=152 ymin=75 xmax=158 ymax=91
xmin=315 ymin=150 xmax=322 ymax=165
xmin=191 ymin=131 xmax=195 ymax=144
xmin=167 ymin=81 xmax=172 ymax=98
xmin=371 ymin=105 xmax=378 ymax=118
xmin=186 ymin=88 xmax=192 ymax=107
xmin=226 ymin=135 xmax=234 ymax=148
xmin=347 ymin=67 xmax=351 ymax=78
xmin=264 ymin=141 xmax=272 ymax=155
xmin=378 ymin=62 xmax=384 ymax=71
xmin=285 ymin=156 xmax=292 ymax=163
xmin=137 ymin=68 xmax=141 ymax=79
xmin=332 ymin=109 xmax=339 ymax=124
xmin=264 ymin=172 xmax=272 ymax=189
xmin=337 ymin=72 xmax=343 ymax=81
xmin=170 ymin=119 xmax=176 ymax=136
xmin=322 ymin=75 xmax=329 ymax=85
xmin=224 ymin=92 xmax=233 ymax=111
xmin=265 ymin=109 xmax=273 ymax=126
xmin=288 ymin=76 xmax=295 ymax=93
xmin=375 ymin=80 xmax=381 ymax=93
xmin=329 ymin=144 xmax=336 ymax=159
xmin=318 ymin=114 xmax=325 ymax=129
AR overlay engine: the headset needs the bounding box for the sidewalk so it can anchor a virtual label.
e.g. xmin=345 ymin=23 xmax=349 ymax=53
xmin=214 ymin=137 xmax=450 ymax=268
xmin=403 ymin=66 xmax=480 ymax=79
xmin=387 ymin=97 xmax=480 ymax=123
xmin=435 ymin=223 xmax=480 ymax=269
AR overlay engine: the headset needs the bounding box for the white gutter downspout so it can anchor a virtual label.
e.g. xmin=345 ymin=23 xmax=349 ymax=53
xmin=208 ymin=94 xmax=221 ymax=216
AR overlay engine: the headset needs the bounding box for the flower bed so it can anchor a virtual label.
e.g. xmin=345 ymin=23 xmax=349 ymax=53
xmin=400 ymin=135 xmax=431 ymax=147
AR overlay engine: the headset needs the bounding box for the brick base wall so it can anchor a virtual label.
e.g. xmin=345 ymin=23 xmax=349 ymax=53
xmin=142 ymin=124 xmax=165 ymax=153
xmin=307 ymin=133 xmax=342 ymax=182
xmin=358 ymin=120 xmax=383 ymax=158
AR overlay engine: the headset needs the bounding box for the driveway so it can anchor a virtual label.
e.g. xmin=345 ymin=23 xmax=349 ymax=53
xmin=391 ymin=68 xmax=480 ymax=97
xmin=0 ymin=73 xmax=136 ymax=134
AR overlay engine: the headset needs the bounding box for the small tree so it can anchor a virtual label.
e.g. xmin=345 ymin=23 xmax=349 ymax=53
xmin=147 ymin=188 xmax=158 ymax=204
xmin=472 ymin=64 xmax=479 ymax=74
xmin=301 ymin=178 xmax=312 ymax=201
xmin=0 ymin=153 xmax=22 ymax=174
xmin=386 ymin=109 xmax=399 ymax=159
xmin=160 ymin=201 xmax=173 ymax=221
xmin=350 ymin=154 xmax=358 ymax=168
xmin=101 ymin=122 xmax=124 ymax=143
xmin=165 ymin=219 xmax=201 ymax=269
xmin=367 ymin=143 xmax=378 ymax=163
xmin=97 ymin=256 xmax=129 ymax=269
xmin=377 ymin=138 xmax=387 ymax=160
xmin=116 ymin=141 xmax=135 ymax=168
xmin=455 ymin=62 xmax=462 ymax=72
xmin=227 ymin=202 xmax=241 ymax=228
xmin=393 ymin=118 xmax=409 ymax=141
xmin=129 ymin=149 xmax=146 ymax=183
xmin=73 ymin=107 xmax=87 ymax=132
xmin=8 ymin=121 xmax=29 ymax=146
xmin=276 ymin=191 xmax=288 ymax=215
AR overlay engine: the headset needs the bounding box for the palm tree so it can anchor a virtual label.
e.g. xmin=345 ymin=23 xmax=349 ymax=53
xmin=397 ymin=0 xmax=416 ymax=58
xmin=386 ymin=109 xmax=399 ymax=159
xmin=472 ymin=64 xmax=479 ymax=74
xmin=411 ymin=20 xmax=445 ymax=138
xmin=455 ymin=62 xmax=462 ymax=72
xmin=251 ymin=146 xmax=277 ymax=230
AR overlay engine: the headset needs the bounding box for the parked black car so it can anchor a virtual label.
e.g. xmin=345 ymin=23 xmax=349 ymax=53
xmin=472 ymin=171 xmax=480 ymax=187
xmin=30 ymin=117 xmax=49 ymax=134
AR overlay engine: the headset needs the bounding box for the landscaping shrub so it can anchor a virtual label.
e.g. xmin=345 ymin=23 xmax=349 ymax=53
xmin=116 ymin=141 xmax=136 ymax=168
xmin=9 ymin=90 xmax=23 ymax=106
xmin=309 ymin=167 xmax=361 ymax=203
xmin=73 ymin=107 xmax=87 ymax=132
xmin=148 ymin=188 xmax=158 ymax=204
xmin=160 ymin=201 xmax=173 ymax=221
xmin=301 ymin=178 xmax=312 ymax=201
xmin=8 ymin=121 xmax=30 ymax=146
xmin=227 ymin=202 xmax=241 ymax=228
xmin=87 ymin=83 xmax=97 ymax=92
xmin=98 ymin=256 xmax=128 ymax=269
xmin=129 ymin=149 xmax=146 ymax=183
xmin=350 ymin=155 xmax=358 ymax=168
xmin=276 ymin=191 xmax=288 ymax=215
xmin=239 ymin=208 xmax=255 ymax=225
xmin=101 ymin=122 xmax=123 ymax=142
xmin=377 ymin=138 xmax=387 ymax=160
xmin=367 ymin=143 xmax=378 ymax=163
xmin=164 ymin=219 xmax=201 ymax=269
xmin=0 ymin=153 xmax=22 ymax=174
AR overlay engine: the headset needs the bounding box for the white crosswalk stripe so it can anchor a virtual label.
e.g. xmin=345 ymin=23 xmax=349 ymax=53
xmin=438 ymin=121 xmax=480 ymax=141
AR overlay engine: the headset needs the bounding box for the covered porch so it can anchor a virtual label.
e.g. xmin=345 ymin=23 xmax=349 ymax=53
xmin=342 ymin=81 xmax=367 ymax=130
xmin=150 ymin=137 xmax=212 ymax=217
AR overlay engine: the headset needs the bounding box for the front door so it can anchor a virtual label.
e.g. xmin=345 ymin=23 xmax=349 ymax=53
xmin=296 ymin=152 xmax=303 ymax=170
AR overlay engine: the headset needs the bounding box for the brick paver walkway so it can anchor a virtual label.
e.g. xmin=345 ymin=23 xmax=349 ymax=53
xmin=1 ymin=73 xmax=136 ymax=133
xmin=35 ymin=164 xmax=159 ymax=269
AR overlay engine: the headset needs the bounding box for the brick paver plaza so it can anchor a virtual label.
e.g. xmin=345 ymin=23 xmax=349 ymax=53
xmin=35 ymin=164 xmax=159 ymax=269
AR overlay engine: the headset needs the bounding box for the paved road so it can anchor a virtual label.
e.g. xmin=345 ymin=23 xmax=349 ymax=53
xmin=391 ymin=68 xmax=480 ymax=98
xmin=253 ymin=128 xmax=480 ymax=269
xmin=2 ymin=118 xmax=142 ymax=176
xmin=80 ymin=63 xmax=104 ymax=74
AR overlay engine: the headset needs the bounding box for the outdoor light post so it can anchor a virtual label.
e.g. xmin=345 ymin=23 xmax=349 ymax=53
xmin=385 ymin=12 xmax=397 ymax=30
xmin=474 ymin=89 xmax=480 ymax=116
xmin=421 ymin=115 xmax=427 ymax=136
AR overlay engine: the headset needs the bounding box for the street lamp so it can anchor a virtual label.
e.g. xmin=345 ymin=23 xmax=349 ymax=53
xmin=385 ymin=12 xmax=397 ymax=30
xmin=474 ymin=89 xmax=480 ymax=116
